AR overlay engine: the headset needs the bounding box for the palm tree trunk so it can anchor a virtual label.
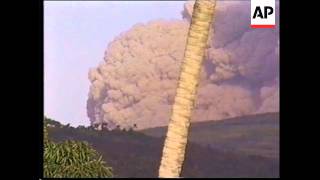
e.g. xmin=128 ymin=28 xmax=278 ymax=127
xmin=158 ymin=0 xmax=216 ymax=178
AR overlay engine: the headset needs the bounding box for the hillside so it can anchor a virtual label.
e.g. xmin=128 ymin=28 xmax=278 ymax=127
xmin=141 ymin=112 xmax=279 ymax=159
xmin=47 ymin=115 xmax=279 ymax=178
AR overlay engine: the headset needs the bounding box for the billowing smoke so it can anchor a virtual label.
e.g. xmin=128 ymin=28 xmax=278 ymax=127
xmin=87 ymin=20 xmax=190 ymax=129
xmin=87 ymin=1 xmax=279 ymax=130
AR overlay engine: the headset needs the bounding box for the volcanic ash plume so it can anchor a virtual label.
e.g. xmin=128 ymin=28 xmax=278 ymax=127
xmin=87 ymin=1 xmax=279 ymax=130
xmin=87 ymin=20 xmax=190 ymax=129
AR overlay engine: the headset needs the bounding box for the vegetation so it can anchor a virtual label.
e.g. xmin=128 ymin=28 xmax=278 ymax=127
xmin=44 ymin=118 xmax=113 ymax=178
xmin=46 ymin=114 xmax=279 ymax=178
xmin=142 ymin=112 xmax=279 ymax=159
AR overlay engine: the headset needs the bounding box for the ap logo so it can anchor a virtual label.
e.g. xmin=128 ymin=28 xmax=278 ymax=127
xmin=251 ymin=0 xmax=276 ymax=28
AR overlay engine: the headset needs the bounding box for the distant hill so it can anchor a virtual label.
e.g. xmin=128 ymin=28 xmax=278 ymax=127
xmin=47 ymin=113 xmax=279 ymax=178
xmin=141 ymin=112 xmax=279 ymax=159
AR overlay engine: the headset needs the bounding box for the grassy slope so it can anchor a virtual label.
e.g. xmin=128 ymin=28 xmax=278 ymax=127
xmin=47 ymin=114 xmax=279 ymax=178
xmin=141 ymin=112 xmax=279 ymax=159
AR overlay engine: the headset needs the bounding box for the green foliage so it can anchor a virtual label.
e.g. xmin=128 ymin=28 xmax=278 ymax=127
xmin=44 ymin=121 xmax=113 ymax=178
xmin=45 ymin=113 xmax=279 ymax=177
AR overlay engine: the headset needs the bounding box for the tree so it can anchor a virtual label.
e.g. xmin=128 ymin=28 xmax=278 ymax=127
xmin=44 ymin=124 xmax=113 ymax=178
xmin=158 ymin=0 xmax=217 ymax=177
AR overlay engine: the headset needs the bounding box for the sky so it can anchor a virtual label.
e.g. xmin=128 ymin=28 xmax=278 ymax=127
xmin=44 ymin=1 xmax=186 ymax=127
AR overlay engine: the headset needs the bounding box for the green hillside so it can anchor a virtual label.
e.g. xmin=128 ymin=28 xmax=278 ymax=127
xmin=141 ymin=112 xmax=279 ymax=159
xmin=46 ymin=115 xmax=279 ymax=178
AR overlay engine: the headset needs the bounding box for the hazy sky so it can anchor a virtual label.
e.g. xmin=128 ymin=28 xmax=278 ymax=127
xmin=44 ymin=1 xmax=186 ymax=126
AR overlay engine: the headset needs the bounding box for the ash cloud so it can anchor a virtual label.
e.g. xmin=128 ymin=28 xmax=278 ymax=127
xmin=87 ymin=1 xmax=279 ymax=130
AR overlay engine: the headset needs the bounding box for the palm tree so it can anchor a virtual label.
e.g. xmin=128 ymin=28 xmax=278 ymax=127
xmin=158 ymin=0 xmax=217 ymax=177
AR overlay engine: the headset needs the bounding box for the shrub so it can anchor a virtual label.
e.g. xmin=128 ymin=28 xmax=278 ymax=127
xmin=44 ymin=124 xmax=113 ymax=178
